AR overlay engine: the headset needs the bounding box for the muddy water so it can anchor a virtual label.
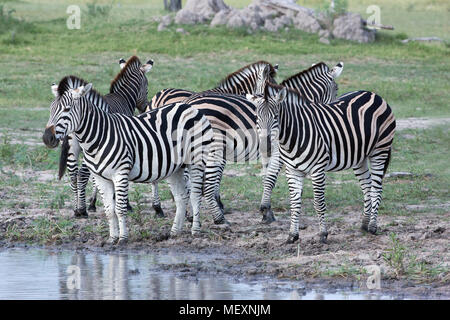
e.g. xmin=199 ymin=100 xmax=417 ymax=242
xmin=0 ymin=248 xmax=394 ymax=300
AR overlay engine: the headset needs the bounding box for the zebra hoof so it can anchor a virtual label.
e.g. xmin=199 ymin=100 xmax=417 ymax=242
xmin=117 ymin=238 xmax=128 ymax=246
xmin=286 ymin=234 xmax=299 ymax=244
xmin=153 ymin=205 xmax=165 ymax=218
xmin=106 ymin=237 xmax=119 ymax=245
xmin=368 ymin=223 xmax=377 ymax=235
xmin=319 ymin=231 xmax=328 ymax=244
xmin=361 ymin=223 xmax=369 ymax=232
xmin=216 ymin=195 xmax=225 ymax=212
xmin=261 ymin=208 xmax=275 ymax=224
xmin=126 ymin=204 xmax=133 ymax=213
xmin=213 ymin=217 xmax=226 ymax=225
xmin=74 ymin=209 xmax=88 ymax=219
xmin=87 ymin=204 xmax=96 ymax=212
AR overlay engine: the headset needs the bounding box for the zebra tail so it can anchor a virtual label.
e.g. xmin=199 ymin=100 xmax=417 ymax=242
xmin=382 ymin=147 xmax=392 ymax=178
xmin=58 ymin=136 xmax=70 ymax=180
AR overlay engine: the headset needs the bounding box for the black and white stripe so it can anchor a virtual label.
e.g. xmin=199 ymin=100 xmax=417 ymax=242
xmin=43 ymin=80 xmax=213 ymax=244
xmin=50 ymin=56 xmax=153 ymax=218
xmin=249 ymin=68 xmax=395 ymax=244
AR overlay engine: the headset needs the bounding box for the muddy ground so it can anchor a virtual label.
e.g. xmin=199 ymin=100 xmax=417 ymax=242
xmin=1 ymin=195 xmax=449 ymax=299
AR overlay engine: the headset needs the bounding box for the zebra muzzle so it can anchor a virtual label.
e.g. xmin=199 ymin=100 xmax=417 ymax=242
xmin=42 ymin=126 xmax=59 ymax=148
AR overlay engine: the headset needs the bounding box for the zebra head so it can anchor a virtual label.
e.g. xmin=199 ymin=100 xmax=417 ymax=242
xmin=112 ymin=56 xmax=153 ymax=113
xmin=247 ymin=88 xmax=287 ymax=159
xmin=43 ymin=83 xmax=92 ymax=148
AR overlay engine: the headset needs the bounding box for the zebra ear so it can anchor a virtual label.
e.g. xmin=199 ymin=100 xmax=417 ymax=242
xmin=119 ymin=58 xmax=126 ymax=69
xmin=273 ymin=64 xmax=279 ymax=72
xmin=140 ymin=59 xmax=153 ymax=73
xmin=51 ymin=83 xmax=58 ymax=97
xmin=330 ymin=62 xmax=344 ymax=79
xmin=81 ymin=83 xmax=93 ymax=96
xmin=70 ymin=83 xmax=92 ymax=99
xmin=275 ymin=88 xmax=287 ymax=104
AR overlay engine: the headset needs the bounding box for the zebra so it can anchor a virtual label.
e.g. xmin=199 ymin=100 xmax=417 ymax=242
xmin=247 ymin=66 xmax=395 ymax=244
xmin=147 ymin=61 xmax=343 ymax=223
xmin=52 ymin=56 xmax=153 ymax=218
xmin=43 ymin=79 xmax=214 ymax=244
xmin=147 ymin=61 xmax=278 ymax=220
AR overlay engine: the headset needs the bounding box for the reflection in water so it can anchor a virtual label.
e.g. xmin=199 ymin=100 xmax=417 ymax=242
xmin=0 ymin=248 xmax=395 ymax=300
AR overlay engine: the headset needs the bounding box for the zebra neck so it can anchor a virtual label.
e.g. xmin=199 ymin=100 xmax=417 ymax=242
xmin=111 ymin=74 xmax=139 ymax=112
xmin=74 ymin=104 xmax=110 ymax=157
xmin=277 ymin=98 xmax=311 ymax=148
xmin=85 ymin=90 xmax=110 ymax=113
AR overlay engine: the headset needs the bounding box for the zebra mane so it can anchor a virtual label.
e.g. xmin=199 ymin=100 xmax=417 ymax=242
xmin=280 ymin=62 xmax=329 ymax=87
xmin=57 ymin=75 xmax=106 ymax=110
xmin=217 ymin=60 xmax=277 ymax=87
xmin=265 ymin=82 xmax=304 ymax=100
xmin=110 ymin=55 xmax=141 ymax=93
xmin=57 ymin=75 xmax=103 ymax=100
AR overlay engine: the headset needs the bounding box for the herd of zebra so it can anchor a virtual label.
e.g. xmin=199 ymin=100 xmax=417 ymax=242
xmin=42 ymin=56 xmax=396 ymax=245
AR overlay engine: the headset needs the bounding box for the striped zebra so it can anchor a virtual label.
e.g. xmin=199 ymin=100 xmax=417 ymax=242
xmin=248 ymin=66 xmax=395 ymax=243
xmin=43 ymin=79 xmax=214 ymax=244
xmin=147 ymin=61 xmax=342 ymax=222
xmin=51 ymin=56 xmax=153 ymax=218
xmin=148 ymin=61 xmax=278 ymax=219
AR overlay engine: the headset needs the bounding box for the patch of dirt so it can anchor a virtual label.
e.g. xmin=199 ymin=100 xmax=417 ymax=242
xmin=395 ymin=117 xmax=450 ymax=131
xmin=0 ymin=194 xmax=448 ymax=299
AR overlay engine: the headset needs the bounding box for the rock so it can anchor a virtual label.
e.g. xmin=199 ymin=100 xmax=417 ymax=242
xmin=176 ymin=27 xmax=187 ymax=34
xmin=319 ymin=37 xmax=330 ymax=44
xmin=157 ymin=23 xmax=167 ymax=32
xmin=175 ymin=10 xmax=204 ymax=25
xmin=211 ymin=9 xmax=233 ymax=27
xmin=178 ymin=0 xmax=229 ymax=23
xmin=292 ymin=10 xmax=321 ymax=33
xmin=227 ymin=13 xmax=245 ymax=29
xmin=318 ymin=29 xmax=331 ymax=38
xmin=264 ymin=19 xmax=279 ymax=32
xmin=332 ymin=12 xmax=376 ymax=43
xmin=161 ymin=15 xmax=172 ymax=26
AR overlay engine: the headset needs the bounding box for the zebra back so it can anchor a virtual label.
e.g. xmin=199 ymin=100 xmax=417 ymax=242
xmin=148 ymin=61 xmax=278 ymax=111
xmin=280 ymin=62 xmax=342 ymax=103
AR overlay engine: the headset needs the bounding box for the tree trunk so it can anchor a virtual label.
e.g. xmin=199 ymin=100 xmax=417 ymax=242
xmin=164 ymin=0 xmax=182 ymax=12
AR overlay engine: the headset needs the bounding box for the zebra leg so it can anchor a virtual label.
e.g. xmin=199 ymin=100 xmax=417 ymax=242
xmin=353 ymin=160 xmax=372 ymax=232
xmin=76 ymin=161 xmax=90 ymax=218
xmin=151 ymin=182 xmax=164 ymax=217
xmin=367 ymin=152 xmax=390 ymax=234
xmin=88 ymin=186 xmax=97 ymax=212
xmin=184 ymin=168 xmax=195 ymax=222
xmin=213 ymin=161 xmax=226 ymax=213
xmin=66 ymin=155 xmax=81 ymax=218
xmin=285 ymin=167 xmax=306 ymax=244
xmin=188 ymin=165 xmax=207 ymax=235
xmin=203 ymin=159 xmax=228 ymax=225
xmin=167 ymin=169 xmax=188 ymax=236
xmin=310 ymin=171 xmax=328 ymax=244
xmin=94 ymin=175 xmax=119 ymax=244
xmin=113 ymin=173 xmax=130 ymax=245
xmin=260 ymin=151 xmax=283 ymax=224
